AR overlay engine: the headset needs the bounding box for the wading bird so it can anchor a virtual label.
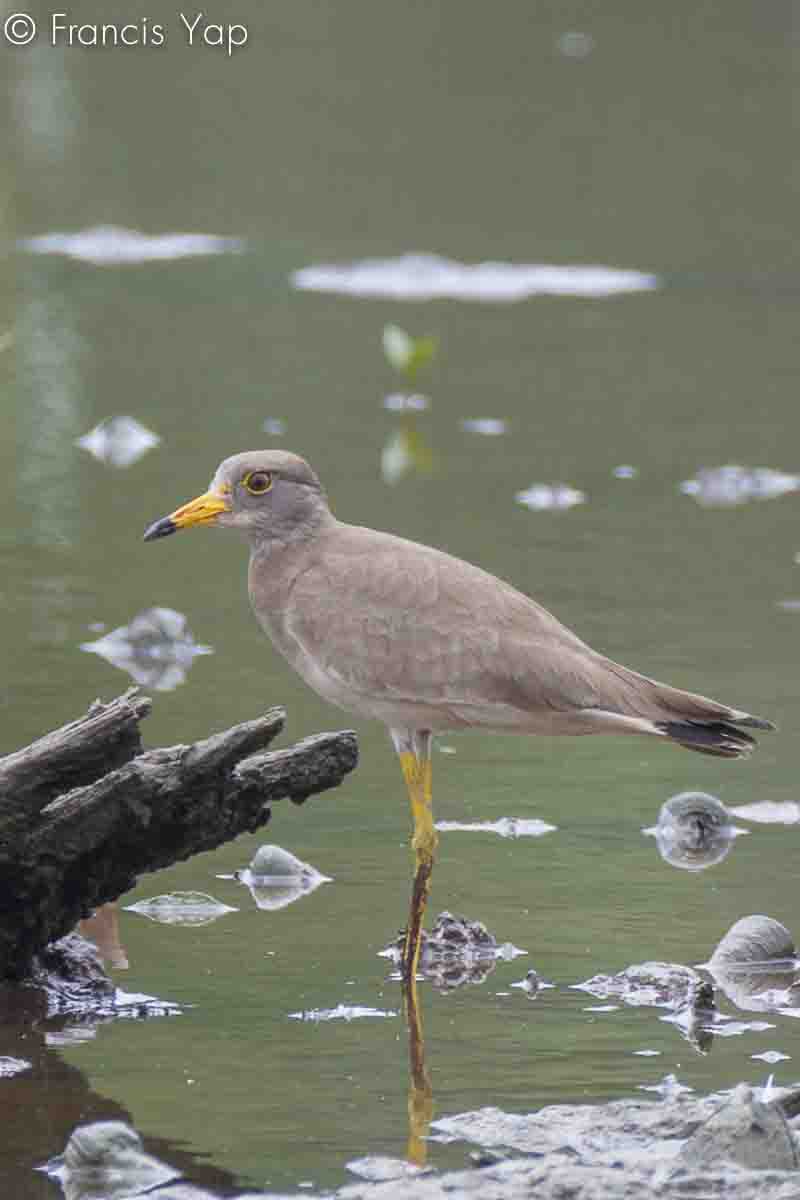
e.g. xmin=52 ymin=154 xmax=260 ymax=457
xmin=144 ymin=450 xmax=775 ymax=981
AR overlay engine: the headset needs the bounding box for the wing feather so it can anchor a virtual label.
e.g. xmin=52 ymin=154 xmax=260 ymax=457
xmin=283 ymin=526 xmax=601 ymax=715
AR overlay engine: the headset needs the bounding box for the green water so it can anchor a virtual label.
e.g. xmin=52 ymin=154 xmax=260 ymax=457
xmin=5 ymin=2 xmax=800 ymax=1193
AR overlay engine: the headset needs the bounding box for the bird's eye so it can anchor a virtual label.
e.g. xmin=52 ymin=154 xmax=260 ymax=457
xmin=243 ymin=470 xmax=273 ymax=496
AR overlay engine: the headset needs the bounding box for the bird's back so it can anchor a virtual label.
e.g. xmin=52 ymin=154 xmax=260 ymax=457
xmin=250 ymin=520 xmax=770 ymax=750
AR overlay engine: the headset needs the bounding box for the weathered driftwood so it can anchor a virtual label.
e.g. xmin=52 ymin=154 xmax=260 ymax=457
xmin=0 ymin=689 xmax=358 ymax=981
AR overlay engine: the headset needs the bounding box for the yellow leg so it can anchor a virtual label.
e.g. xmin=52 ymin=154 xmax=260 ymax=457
xmin=392 ymin=730 xmax=436 ymax=1164
xmin=395 ymin=731 xmax=437 ymax=983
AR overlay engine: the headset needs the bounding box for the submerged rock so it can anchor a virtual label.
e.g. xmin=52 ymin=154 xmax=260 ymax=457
xmin=705 ymin=915 xmax=800 ymax=1013
xmin=53 ymin=1088 xmax=800 ymax=1200
xmin=643 ymin=790 xmax=742 ymax=870
xmin=124 ymin=892 xmax=238 ymax=926
xmin=677 ymin=1083 xmax=798 ymax=1171
xmin=223 ymin=844 xmax=332 ymax=911
xmin=27 ymin=934 xmax=115 ymax=1012
xmin=577 ymin=961 xmax=717 ymax=1052
xmin=60 ymin=1121 xmax=182 ymax=1197
xmin=80 ymin=607 xmax=212 ymax=691
xmin=382 ymin=913 xmax=525 ymax=991
xmin=710 ymin=915 xmax=796 ymax=969
xmin=574 ymin=961 xmax=702 ymax=1008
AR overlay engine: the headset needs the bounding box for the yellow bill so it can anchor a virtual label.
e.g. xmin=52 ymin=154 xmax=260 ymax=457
xmin=143 ymin=488 xmax=230 ymax=541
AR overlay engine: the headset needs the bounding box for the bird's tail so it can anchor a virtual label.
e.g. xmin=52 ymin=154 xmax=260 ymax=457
xmin=594 ymin=656 xmax=777 ymax=759
xmin=654 ymin=717 xmax=769 ymax=759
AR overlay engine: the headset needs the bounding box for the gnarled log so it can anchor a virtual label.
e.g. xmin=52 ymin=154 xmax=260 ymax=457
xmin=0 ymin=690 xmax=357 ymax=980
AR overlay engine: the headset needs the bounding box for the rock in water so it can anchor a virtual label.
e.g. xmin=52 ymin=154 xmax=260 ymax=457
xmin=677 ymin=1084 xmax=798 ymax=1171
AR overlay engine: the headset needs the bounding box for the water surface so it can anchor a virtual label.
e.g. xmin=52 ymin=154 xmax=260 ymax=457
xmin=5 ymin=3 xmax=800 ymax=1193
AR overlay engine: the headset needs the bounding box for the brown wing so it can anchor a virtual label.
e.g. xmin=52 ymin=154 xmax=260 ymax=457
xmin=283 ymin=523 xmax=608 ymax=715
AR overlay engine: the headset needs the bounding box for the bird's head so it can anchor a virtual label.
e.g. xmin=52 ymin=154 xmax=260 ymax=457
xmin=143 ymin=450 xmax=328 ymax=547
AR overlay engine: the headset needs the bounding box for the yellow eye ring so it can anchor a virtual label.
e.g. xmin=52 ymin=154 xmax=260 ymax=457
xmin=243 ymin=470 xmax=273 ymax=496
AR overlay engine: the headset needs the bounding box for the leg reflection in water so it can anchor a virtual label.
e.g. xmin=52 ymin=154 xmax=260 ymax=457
xmin=404 ymin=968 xmax=433 ymax=1166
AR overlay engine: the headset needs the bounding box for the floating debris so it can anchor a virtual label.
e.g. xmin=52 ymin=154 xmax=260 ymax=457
xmin=219 ymin=844 xmax=331 ymax=911
xmin=75 ymin=416 xmax=160 ymax=468
xmin=508 ymin=970 xmax=555 ymax=997
xmin=711 ymin=1020 xmax=777 ymax=1037
xmin=112 ymin=990 xmax=182 ymax=1019
xmin=513 ymin=969 xmax=556 ymax=998
xmin=0 ymin=1057 xmax=31 ymax=1077
xmin=776 ymin=600 xmax=800 ymax=611
xmin=292 ymin=254 xmax=659 ymax=301
xmin=124 ymin=892 xmax=237 ymax=926
xmin=612 ymin=464 xmax=638 ymax=479
xmin=515 ymin=483 xmax=586 ymax=511
xmin=45 ymin=1025 xmax=99 ymax=1048
xmin=680 ymin=465 xmax=800 ymax=507
xmin=382 ymin=323 xmax=437 ymax=380
xmin=633 ymin=1050 xmax=662 ymax=1057
xmin=435 ymin=817 xmax=556 ymax=839
xmin=80 ymin=606 xmax=213 ymax=691
xmin=382 ymin=392 xmax=430 ymax=412
xmin=21 ymin=225 xmax=243 ymax=264
xmin=460 ymin=418 xmax=508 ymax=436
xmin=752 ymin=1051 xmax=791 ymax=1064
xmin=729 ymin=801 xmax=800 ymax=825
xmin=288 ymin=1004 xmax=397 ymax=1023
xmin=584 ymin=1004 xmax=619 ymax=1013
xmin=556 ymin=31 xmax=595 ymax=58
xmin=262 ymin=417 xmax=286 ymax=436
xmin=638 ymin=1074 xmax=694 ymax=1098
xmin=643 ymin=791 xmax=745 ymax=871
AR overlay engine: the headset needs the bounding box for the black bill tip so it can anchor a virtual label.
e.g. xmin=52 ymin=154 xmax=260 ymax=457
xmin=143 ymin=516 xmax=177 ymax=542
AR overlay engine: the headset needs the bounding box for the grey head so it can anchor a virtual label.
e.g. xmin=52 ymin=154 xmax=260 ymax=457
xmin=143 ymin=450 xmax=330 ymax=548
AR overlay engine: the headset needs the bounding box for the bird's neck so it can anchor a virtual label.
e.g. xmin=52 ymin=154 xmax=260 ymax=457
xmin=247 ymin=518 xmax=334 ymax=627
xmin=246 ymin=505 xmax=334 ymax=558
